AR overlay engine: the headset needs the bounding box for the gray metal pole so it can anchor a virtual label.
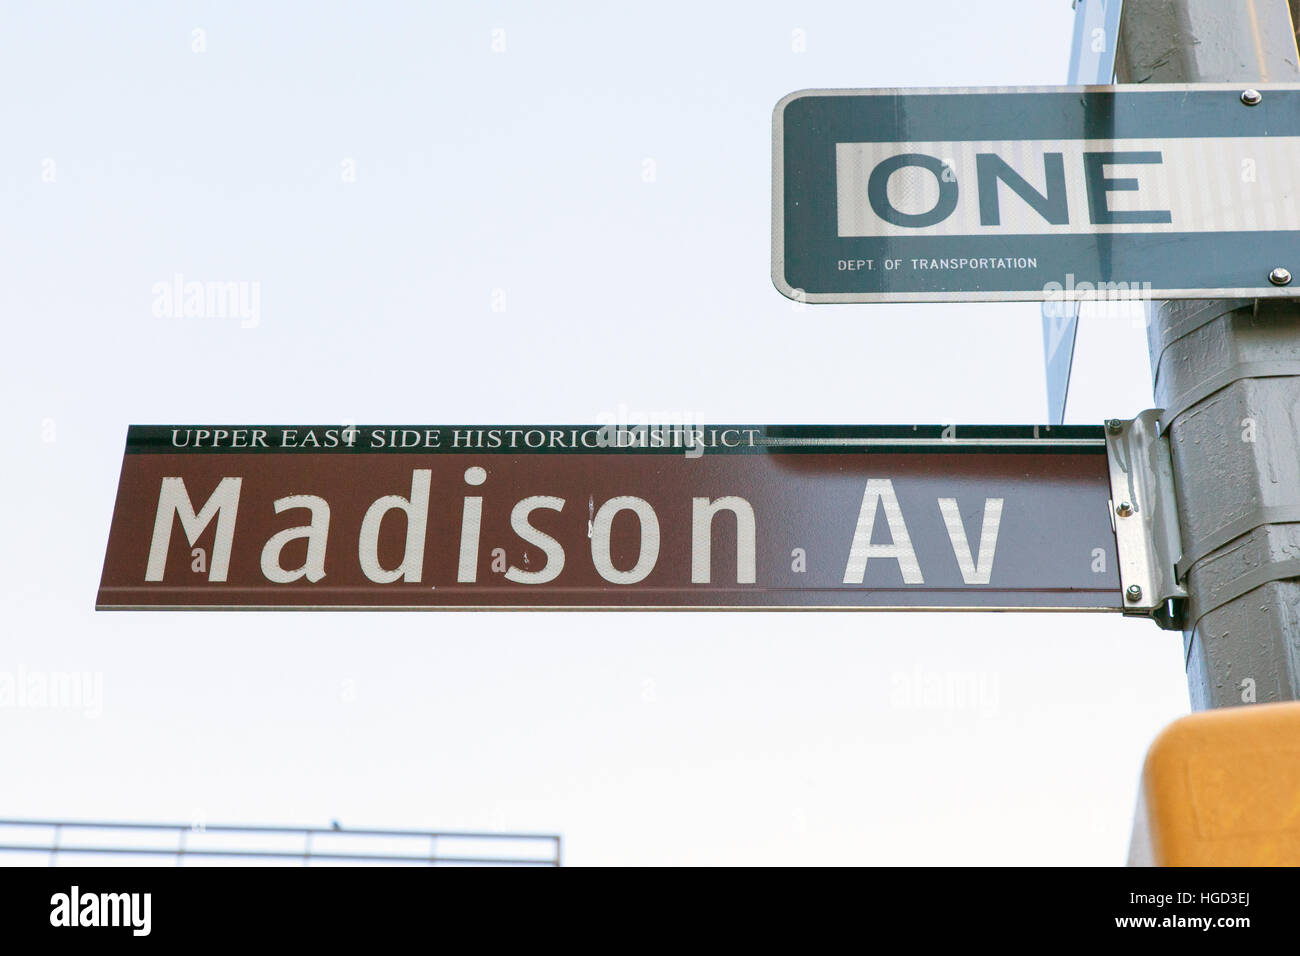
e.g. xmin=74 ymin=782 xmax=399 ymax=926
xmin=1117 ymin=0 xmax=1300 ymax=709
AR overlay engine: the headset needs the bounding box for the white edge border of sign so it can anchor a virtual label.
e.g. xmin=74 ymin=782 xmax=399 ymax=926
xmin=771 ymin=83 xmax=1300 ymax=305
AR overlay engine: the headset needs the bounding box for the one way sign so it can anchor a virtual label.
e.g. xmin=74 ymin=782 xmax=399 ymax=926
xmin=772 ymin=84 xmax=1300 ymax=303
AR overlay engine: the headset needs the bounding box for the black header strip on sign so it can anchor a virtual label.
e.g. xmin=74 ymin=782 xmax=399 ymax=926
xmin=121 ymin=424 xmax=1107 ymax=456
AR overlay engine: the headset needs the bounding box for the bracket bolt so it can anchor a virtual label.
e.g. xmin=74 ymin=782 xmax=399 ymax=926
xmin=1116 ymin=501 xmax=1134 ymax=517
xmin=1241 ymin=89 xmax=1262 ymax=106
xmin=1126 ymin=584 xmax=1143 ymax=602
xmin=1270 ymin=267 xmax=1293 ymax=286
xmin=1105 ymin=418 xmax=1123 ymax=435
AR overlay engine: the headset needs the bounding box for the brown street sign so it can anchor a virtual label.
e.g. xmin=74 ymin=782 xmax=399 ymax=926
xmin=96 ymin=425 xmax=1121 ymax=611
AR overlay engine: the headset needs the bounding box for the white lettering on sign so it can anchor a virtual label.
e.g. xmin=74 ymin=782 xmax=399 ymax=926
xmin=358 ymin=470 xmax=431 ymax=583
xmin=835 ymin=137 xmax=1300 ymax=236
xmin=146 ymin=477 xmax=242 ymax=582
xmin=505 ymin=496 xmax=567 ymax=584
xmin=140 ymin=472 xmax=1010 ymax=591
xmin=691 ymin=496 xmax=757 ymax=584
xmin=938 ymin=497 xmax=1002 ymax=585
xmin=260 ymin=495 xmax=331 ymax=584
xmin=591 ymin=496 xmax=660 ymax=584
xmin=842 ymin=483 xmax=1006 ymax=586
xmin=842 ymin=479 xmax=924 ymax=584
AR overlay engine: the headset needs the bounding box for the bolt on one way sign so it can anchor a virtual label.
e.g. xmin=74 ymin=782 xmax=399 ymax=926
xmin=97 ymin=424 xmax=1121 ymax=611
xmin=772 ymin=84 xmax=1300 ymax=302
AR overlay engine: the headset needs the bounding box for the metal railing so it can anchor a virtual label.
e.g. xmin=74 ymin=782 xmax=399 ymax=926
xmin=0 ymin=819 xmax=561 ymax=867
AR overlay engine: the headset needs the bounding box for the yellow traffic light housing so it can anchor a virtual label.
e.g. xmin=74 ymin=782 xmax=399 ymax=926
xmin=1130 ymin=701 xmax=1300 ymax=865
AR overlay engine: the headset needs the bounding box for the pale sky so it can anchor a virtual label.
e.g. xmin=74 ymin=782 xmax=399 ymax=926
xmin=0 ymin=0 xmax=1187 ymax=865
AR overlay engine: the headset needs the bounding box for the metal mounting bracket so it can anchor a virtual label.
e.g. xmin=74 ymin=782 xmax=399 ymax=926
xmin=1104 ymin=410 xmax=1188 ymax=630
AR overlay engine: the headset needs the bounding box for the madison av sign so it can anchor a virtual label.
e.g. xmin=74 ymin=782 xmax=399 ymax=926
xmin=772 ymin=84 xmax=1300 ymax=302
xmin=98 ymin=424 xmax=1120 ymax=611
